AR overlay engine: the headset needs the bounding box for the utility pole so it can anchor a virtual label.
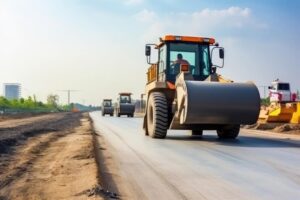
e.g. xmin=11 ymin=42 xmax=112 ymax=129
xmin=58 ymin=90 xmax=79 ymax=105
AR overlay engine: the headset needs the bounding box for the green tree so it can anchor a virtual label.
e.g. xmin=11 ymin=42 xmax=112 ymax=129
xmin=261 ymin=97 xmax=270 ymax=106
xmin=23 ymin=96 xmax=35 ymax=109
xmin=0 ymin=96 xmax=10 ymax=112
xmin=20 ymin=98 xmax=25 ymax=104
xmin=47 ymin=94 xmax=59 ymax=108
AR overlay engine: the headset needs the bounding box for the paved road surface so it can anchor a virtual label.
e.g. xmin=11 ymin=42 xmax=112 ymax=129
xmin=90 ymin=112 xmax=300 ymax=200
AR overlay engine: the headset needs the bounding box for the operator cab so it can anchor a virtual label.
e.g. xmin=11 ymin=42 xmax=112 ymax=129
xmin=159 ymin=42 xmax=211 ymax=83
xmin=119 ymin=93 xmax=132 ymax=104
xmin=103 ymin=99 xmax=112 ymax=107
xmin=269 ymin=80 xmax=293 ymax=102
xmin=146 ymin=35 xmax=224 ymax=84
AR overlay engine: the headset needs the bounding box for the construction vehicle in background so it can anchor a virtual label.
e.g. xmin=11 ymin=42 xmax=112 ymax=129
xmin=269 ymin=79 xmax=297 ymax=102
xmin=259 ymin=79 xmax=299 ymax=124
xmin=143 ymin=35 xmax=260 ymax=139
xmin=102 ymin=99 xmax=114 ymax=116
xmin=115 ymin=93 xmax=135 ymax=117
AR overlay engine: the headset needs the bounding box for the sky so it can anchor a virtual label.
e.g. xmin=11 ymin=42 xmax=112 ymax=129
xmin=0 ymin=0 xmax=299 ymax=105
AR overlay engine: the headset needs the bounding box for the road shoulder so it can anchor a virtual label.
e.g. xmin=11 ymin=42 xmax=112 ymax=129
xmin=0 ymin=113 xmax=104 ymax=200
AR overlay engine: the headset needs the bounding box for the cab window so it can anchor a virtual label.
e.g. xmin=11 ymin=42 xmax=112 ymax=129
xmin=202 ymin=46 xmax=210 ymax=76
xmin=103 ymin=101 xmax=111 ymax=107
xmin=120 ymin=96 xmax=131 ymax=103
xmin=168 ymin=43 xmax=211 ymax=82
xmin=278 ymin=83 xmax=290 ymax=90
xmin=170 ymin=51 xmax=196 ymax=75
xmin=159 ymin=46 xmax=166 ymax=73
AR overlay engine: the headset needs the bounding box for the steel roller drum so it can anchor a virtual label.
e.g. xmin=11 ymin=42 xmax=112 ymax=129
xmin=120 ymin=104 xmax=135 ymax=113
xmin=176 ymin=81 xmax=260 ymax=125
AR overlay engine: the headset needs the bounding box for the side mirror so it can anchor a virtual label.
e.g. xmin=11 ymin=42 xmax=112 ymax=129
xmin=211 ymin=46 xmax=225 ymax=68
xmin=145 ymin=46 xmax=151 ymax=56
xmin=145 ymin=44 xmax=158 ymax=64
xmin=219 ymin=48 xmax=224 ymax=59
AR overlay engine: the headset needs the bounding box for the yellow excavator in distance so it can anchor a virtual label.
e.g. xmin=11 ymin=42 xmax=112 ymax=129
xmin=143 ymin=35 xmax=261 ymax=139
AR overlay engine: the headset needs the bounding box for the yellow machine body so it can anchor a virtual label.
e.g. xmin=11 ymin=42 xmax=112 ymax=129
xmin=260 ymin=102 xmax=300 ymax=124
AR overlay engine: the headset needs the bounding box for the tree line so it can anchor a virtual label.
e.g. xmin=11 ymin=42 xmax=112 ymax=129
xmin=0 ymin=94 xmax=71 ymax=113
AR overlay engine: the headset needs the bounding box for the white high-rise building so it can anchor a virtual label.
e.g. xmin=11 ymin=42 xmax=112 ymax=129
xmin=4 ymin=83 xmax=21 ymax=100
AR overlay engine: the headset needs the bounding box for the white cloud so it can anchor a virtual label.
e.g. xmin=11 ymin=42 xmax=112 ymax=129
xmin=194 ymin=7 xmax=251 ymax=18
xmin=191 ymin=7 xmax=252 ymax=29
xmin=134 ymin=9 xmax=157 ymax=22
xmin=134 ymin=6 xmax=266 ymax=42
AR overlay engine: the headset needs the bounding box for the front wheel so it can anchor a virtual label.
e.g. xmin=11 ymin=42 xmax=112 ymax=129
xmin=217 ymin=125 xmax=240 ymax=139
xmin=147 ymin=92 xmax=168 ymax=139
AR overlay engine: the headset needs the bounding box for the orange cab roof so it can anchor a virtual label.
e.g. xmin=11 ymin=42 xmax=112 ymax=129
xmin=119 ymin=92 xmax=132 ymax=95
xmin=158 ymin=35 xmax=215 ymax=47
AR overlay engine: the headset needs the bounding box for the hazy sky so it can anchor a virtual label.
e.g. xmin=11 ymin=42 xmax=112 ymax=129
xmin=0 ymin=0 xmax=299 ymax=105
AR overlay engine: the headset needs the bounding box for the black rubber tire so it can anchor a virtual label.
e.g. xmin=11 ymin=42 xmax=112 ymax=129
xmin=192 ymin=130 xmax=203 ymax=136
xmin=217 ymin=125 xmax=240 ymax=139
xmin=147 ymin=92 xmax=168 ymax=138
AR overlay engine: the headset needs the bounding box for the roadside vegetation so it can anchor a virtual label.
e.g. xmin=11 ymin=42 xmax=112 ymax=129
xmin=0 ymin=94 xmax=71 ymax=113
xmin=261 ymin=97 xmax=270 ymax=106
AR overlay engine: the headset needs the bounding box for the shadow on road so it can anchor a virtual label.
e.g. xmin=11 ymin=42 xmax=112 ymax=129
xmin=165 ymin=135 xmax=300 ymax=148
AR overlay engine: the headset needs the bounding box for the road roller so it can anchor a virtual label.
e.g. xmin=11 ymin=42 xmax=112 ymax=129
xmin=143 ymin=35 xmax=260 ymax=139
xmin=102 ymin=99 xmax=114 ymax=116
xmin=115 ymin=93 xmax=135 ymax=117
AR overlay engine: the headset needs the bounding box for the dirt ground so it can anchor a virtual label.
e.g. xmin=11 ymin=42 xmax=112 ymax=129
xmin=0 ymin=112 xmax=106 ymax=200
xmin=243 ymin=123 xmax=300 ymax=135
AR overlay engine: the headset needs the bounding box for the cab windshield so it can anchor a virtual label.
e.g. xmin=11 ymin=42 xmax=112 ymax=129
xmin=277 ymin=83 xmax=290 ymax=91
xmin=120 ymin=95 xmax=131 ymax=103
xmin=168 ymin=43 xmax=210 ymax=81
xmin=103 ymin=101 xmax=112 ymax=107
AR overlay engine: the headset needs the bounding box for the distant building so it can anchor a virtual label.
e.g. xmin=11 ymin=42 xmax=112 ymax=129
xmin=3 ymin=83 xmax=21 ymax=100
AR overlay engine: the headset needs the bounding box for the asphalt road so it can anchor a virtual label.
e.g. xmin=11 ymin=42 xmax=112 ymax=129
xmin=90 ymin=112 xmax=300 ymax=200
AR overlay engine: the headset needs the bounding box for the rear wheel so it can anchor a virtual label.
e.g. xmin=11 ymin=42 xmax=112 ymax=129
xmin=217 ymin=125 xmax=240 ymax=139
xmin=147 ymin=92 xmax=168 ymax=139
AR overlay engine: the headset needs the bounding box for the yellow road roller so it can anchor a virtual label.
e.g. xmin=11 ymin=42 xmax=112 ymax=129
xmin=143 ymin=35 xmax=260 ymax=139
